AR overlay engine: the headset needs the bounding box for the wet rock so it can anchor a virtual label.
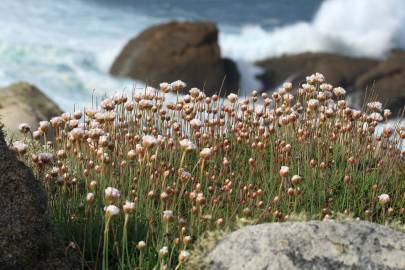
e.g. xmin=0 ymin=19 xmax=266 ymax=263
xmin=110 ymin=21 xmax=240 ymax=96
xmin=355 ymin=51 xmax=405 ymax=114
xmin=0 ymin=125 xmax=77 ymax=269
xmin=255 ymin=52 xmax=378 ymax=91
xmin=202 ymin=221 xmax=405 ymax=270
xmin=0 ymin=82 xmax=62 ymax=133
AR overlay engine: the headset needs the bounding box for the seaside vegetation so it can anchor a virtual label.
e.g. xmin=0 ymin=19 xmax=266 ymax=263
xmin=10 ymin=73 xmax=405 ymax=269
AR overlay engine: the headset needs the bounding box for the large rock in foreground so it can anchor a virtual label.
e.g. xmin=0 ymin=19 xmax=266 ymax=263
xmin=255 ymin=53 xmax=378 ymax=91
xmin=110 ymin=21 xmax=240 ymax=96
xmin=0 ymin=126 xmax=77 ymax=269
xmin=355 ymin=51 xmax=405 ymax=114
xmin=0 ymin=82 xmax=62 ymax=133
xmin=202 ymin=221 xmax=405 ymax=270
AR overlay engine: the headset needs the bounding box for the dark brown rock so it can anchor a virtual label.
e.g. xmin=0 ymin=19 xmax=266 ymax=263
xmin=0 ymin=124 xmax=77 ymax=269
xmin=355 ymin=51 xmax=405 ymax=114
xmin=255 ymin=53 xmax=378 ymax=92
xmin=110 ymin=21 xmax=240 ymax=96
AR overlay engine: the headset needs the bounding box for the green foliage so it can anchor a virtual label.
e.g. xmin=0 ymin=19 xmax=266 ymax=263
xmin=14 ymin=76 xmax=405 ymax=269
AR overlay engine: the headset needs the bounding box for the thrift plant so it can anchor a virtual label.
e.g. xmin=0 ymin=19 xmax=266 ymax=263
xmin=11 ymin=73 xmax=405 ymax=269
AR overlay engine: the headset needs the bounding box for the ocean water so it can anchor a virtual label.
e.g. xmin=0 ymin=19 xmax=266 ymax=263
xmin=0 ymin=0 xmax=404 ymax=112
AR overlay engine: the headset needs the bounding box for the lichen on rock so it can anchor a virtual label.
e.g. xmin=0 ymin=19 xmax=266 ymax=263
xmin=0 ymin=124 xmax=77 ymax=270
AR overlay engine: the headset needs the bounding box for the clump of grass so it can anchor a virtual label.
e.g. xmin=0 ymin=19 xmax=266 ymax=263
xmin=11 ymin=73 xmax=405 ymax=269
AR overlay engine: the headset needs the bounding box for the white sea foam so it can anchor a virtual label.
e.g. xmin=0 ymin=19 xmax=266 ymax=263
xmin=220 ymin=0 xmax=405 ymax=61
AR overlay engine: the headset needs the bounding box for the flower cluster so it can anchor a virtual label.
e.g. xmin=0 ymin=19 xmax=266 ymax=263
xmin=15 ymin=74 xmax=404 ymax=269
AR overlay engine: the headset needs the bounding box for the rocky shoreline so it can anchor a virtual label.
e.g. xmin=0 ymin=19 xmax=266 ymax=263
xmin=108 ymin=21 xmax=405 ymax=114
xmin=110 ymin=21 xmax=240 ymax=97
xmin=0 ymin=21 xmax=404 ymax=129
xmin=256 ymin=50 xmax=405 ymax=114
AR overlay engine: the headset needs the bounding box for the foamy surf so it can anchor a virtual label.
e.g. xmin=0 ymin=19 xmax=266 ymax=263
xmin=220 ymin=0 xmax=405 ymax=61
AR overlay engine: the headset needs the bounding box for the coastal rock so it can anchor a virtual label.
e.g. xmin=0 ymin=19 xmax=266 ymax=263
xmin=202 ymin=221 xmax=405 ymax=270
xmin=255 ymin=53 xmax=378 ymax=91
xmin=355 ymin=51 xmax=405 ymax=114
xmin=110 ymin=21 xmax=240 ymax=96
xmin=0 ymin=125 xmax=77 ymax=269
xmin=0 ymin=82 xmax=62 ymax=133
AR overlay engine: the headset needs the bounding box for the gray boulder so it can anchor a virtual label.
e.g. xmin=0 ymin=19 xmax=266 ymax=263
xmin=0 ymin=82 xmax=62 ymax=133
xmin=202 ymin=221 xmax=405 ymax=270
xmin=0 ymin=125 xmax=77 ymax=269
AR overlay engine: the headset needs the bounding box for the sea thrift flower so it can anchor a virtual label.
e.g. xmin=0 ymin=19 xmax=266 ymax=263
xmin=50 ymin=116 xmax=63 ymax=128
xmin=367 ymin=101 xmax=383 ymax=112
xmin=73 ymin=110 xmax=83 ymax=119
xmin=127 ymin=149 xmax=137 ymax=160
xmin=333 ymin=87 xmax=346 ymax=97
xmin=113 ymin=93 xmax=127 ymax=104
xmin=124 ymin=101 xmax=134 ymax=111
xmin=18 ymin=123 xmax=31 ymax=133
xmin=39 ymin=121 xmax=50 ymax=132
xmin=307 ymin=99 xmax=320 ymax=110
xmin=12 ymin=141 xmax=28 ymax=154
xmin=138 ymin=99 xmax=153 ymax=109
xmin=160 ymin=192 xmax=169 ymax=201
xmin=142 ymin=135 xmax=157 ymax=148
xmin=279 ymin=166 xmax=289 ymax=177
xmin=283 ymin=93 xmax=293 ymax=102
xmin=159 ymin=82 xmax=171 ymax=93
xmin=190 ymin=118 xmax=202 ymax=129
xmin=283 ymin=82 xmax=292 ymax=91
xmin=216 ymin=218 xmax=224 ymax=227
xmin=291 ymin=175 xmax=302 ymax=185
xmin=144 ymin=86 xmax=157 ymax=100
xmin=32 ymin=130 xmax=42 ymax=140
xmin=171 ymin=80 xmax=186 ymax=92
xmin=383 ymin=109 xmax=391 ymax=118
xmin=306 ymin=73 xmax=324 ymax=84
xmin=89 ymin=181 xmax=97 ymax=190
xmin=199 ymin=148 xmax=212 ymax=159
xmin=369 ymin=112 xmax=383 ymax=122
xmin=337 ymin=100 xmax=346 ymax=109
xmin=178 ymin=250 xmax=190 ymax=263
xmin=105 ymin=187 xmax=121 ymax=200
xmin=37 ymin=152 xmax=54 ymax=164
xmin=104 ymin=205 xmax=120 ymax=216
xmin=100 ymin=98 xmax=114 ymax=110
xmin=183 ymin=236 xmax=192 ymax=245
xmin=179 ymin=139 xmax=196 ymax=151
xmin=68 ymin=119 xmax=79 ymax=129
xmin=189 ymin=87 xmax=201 ymax=98
xmin=137 ymin=241 xmax=146 ymax=250
xmin=227 ymin=93 xmax=238 ymax=103
xmin=163 ymin=210 xmax=174 ymax=221
xmin=99 ymin=135 xmax=109 ymax=146
xmin=69 ymin=128 xmax=85 ymax=141
xmin=123 ymin=201 xmax=135 ymax=214
xmin=61 ymin=112 xmax=71 ymax=121
xmin=85 ymin=107 xmax=96 ymax=118
xmin=159 ymin=246 xmax=169 ymax=257
xmin=86 ymin=193 xmax=95 ymax=204
xmin=320 ymin=83 xmax=333 ymax=92
xmin=378 ymin=194 xmax=390 ymax=205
